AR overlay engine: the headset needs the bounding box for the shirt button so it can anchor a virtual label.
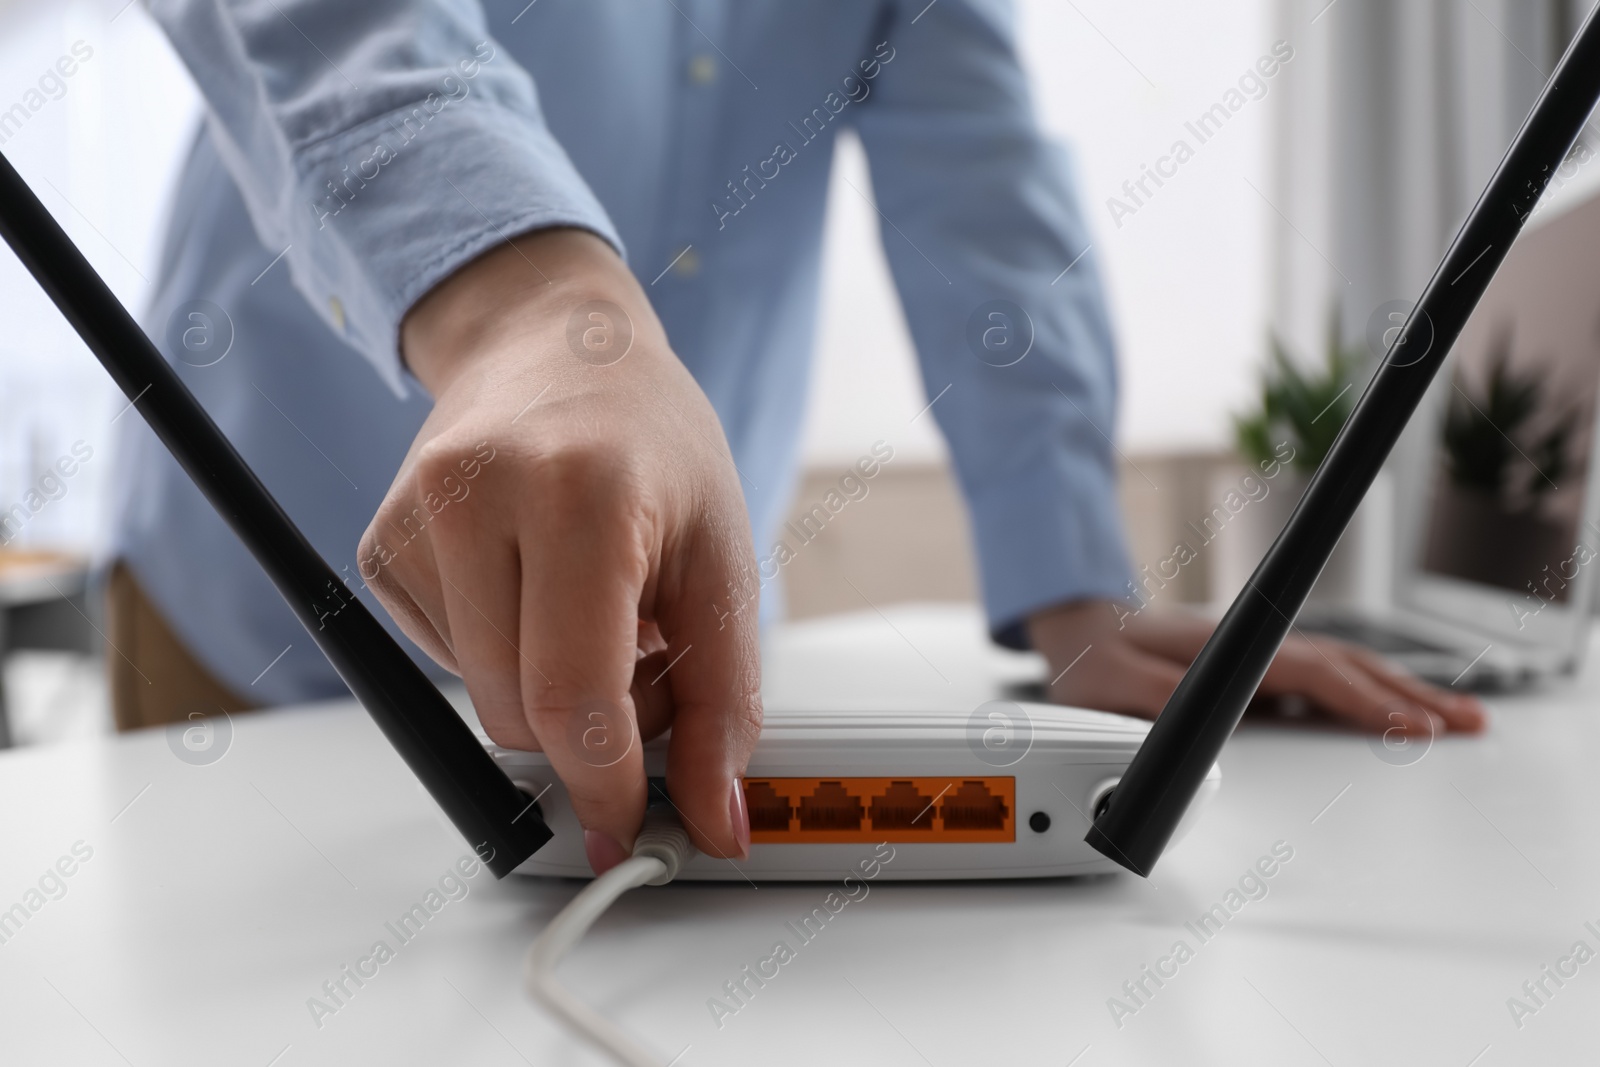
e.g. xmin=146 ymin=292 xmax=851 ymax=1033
xmin=673 ymin=247 xmax=701 ymax=278
xmin=688 ymin=54 xmax=716 ymax=85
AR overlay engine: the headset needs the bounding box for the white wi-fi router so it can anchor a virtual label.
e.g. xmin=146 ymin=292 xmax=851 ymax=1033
xmin=489 ymin=703 xmax=1221 ymax=880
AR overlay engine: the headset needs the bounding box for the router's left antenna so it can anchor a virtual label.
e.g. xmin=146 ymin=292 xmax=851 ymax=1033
xmin=0 ymin=150 xmax=553 ymax=877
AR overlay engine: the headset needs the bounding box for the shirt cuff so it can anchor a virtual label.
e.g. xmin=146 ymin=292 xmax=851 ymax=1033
xmin=276 ymin=99 xmax=624 ymax=396
xmin=968 ymin=447 xmax=1133 ymax=651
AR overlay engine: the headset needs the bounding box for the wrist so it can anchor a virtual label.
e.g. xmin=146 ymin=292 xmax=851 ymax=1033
xmin=400 ymin=227 xmax=645 ymax=396
xmin=1027 ymin=598 xmax=1109 ymax=647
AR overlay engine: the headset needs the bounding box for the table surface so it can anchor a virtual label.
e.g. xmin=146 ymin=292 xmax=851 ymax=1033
xmin=3 ymin=603 xmax=1597 ymax=1067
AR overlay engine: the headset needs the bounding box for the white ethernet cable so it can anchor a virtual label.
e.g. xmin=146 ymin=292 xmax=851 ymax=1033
xmin=524 ymin=806 xmax=697 ymax=1067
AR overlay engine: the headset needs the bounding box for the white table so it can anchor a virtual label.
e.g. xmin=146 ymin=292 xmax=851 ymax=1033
xmin=2 ymin=604 xmax=1597 ymax=1066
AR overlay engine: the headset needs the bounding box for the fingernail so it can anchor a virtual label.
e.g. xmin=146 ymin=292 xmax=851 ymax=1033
xmin=729 ymin=776 xmax=751 ymax=860
xmin=584 ymin=829 xmax=628 ymax=876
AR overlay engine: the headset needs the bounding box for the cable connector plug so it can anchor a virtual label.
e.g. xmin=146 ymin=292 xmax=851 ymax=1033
xmin=632 ymin=806 xmax=695 ymax=885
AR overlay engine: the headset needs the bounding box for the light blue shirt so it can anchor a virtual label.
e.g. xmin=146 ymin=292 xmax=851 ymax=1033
xmin=115 ymin=0 xmax=1131 ymax=704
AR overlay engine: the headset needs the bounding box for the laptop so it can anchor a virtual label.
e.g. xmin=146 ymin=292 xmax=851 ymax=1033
xmin=1299 ymin=187 xmax=1600 ymax=689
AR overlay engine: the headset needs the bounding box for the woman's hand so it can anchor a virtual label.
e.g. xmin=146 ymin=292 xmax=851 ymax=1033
xmin=1027 ymin=599 xmax=1486 ymax=736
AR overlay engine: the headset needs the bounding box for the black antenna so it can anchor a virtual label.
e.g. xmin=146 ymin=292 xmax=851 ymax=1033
xmin=0 ymin=151 xmax=552 ymax=878
xmin=1089 ymin=7 xmax=1600 ymax=877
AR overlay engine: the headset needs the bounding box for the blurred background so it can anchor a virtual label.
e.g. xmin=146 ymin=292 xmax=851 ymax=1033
xmin=0 ymin=0 xmax=1596 ymax=744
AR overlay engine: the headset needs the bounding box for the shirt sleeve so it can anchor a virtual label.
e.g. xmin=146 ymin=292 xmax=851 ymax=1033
xmin=146 ymin=0 xmax=623 ymax=395
xmin=853 ymin=0 xmax=1133 ymax=649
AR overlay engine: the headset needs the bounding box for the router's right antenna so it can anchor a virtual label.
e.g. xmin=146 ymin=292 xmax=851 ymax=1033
xmin=1088 ymin=6 xmax=1600 ymax=877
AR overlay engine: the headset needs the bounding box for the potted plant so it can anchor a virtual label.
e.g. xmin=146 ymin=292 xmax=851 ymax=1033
xmin=1209 ymin=309 xmax=1375 ymax=605
xmin=1232 ymin=316 xmax=1364 ymax=480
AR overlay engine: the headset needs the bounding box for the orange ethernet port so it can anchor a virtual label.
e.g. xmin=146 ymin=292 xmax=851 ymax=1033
xmin=797 ymin=781 xmax=865 ymax=831
xmin=940 ymin=780 xmax=1009 ymax=831
xmin=744 ymin=779 xmax=794 ymax=832
xmin=869 ymin=781 xmax=936 ymax=832
xmin=744 ymin=777 xmax=1015 ymax=844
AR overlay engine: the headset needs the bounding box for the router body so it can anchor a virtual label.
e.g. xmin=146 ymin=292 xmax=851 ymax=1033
xmin=488 ymin=703 xmax=1220 ymax=880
